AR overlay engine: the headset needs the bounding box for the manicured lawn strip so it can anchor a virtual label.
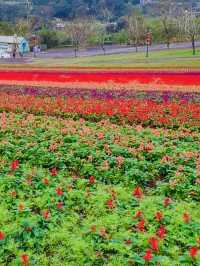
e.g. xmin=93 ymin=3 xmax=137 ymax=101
xmin=0 ymin=113 xmax=199 ymax=265
xmin=30 ymin=48 xmax=200 ymax=69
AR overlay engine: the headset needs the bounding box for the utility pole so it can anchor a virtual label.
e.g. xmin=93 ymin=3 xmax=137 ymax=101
xmin=25 ymin=0 xmax=32 ymax=25
xmin=145 ymin=31 xmax=152 ymax=58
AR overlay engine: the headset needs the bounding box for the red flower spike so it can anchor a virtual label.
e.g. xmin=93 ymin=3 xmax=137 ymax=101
xmin=11 ymin=160 xmax=19 ymax=171
xmin=189 ymin=246 xmax=198 ymax=259
xmin=43 ymin=178 xmax=49 ymax=185
xmin=50 ymin=167 xmax=58 ymax=176
xmin=57 ymin=202 xmax=63 ymax=209
xmin=20 ymin=254 xmax=29 ymax=266
xmin=143 ymin=249 xmax=153 ymax=261
xmin=163 ymin=197 xmax=172 ymax=207
xmin=89 ymin=176 xmax=95 ymax=185
xmin=134 ymin=210 xmax=143 ymax=219
xmin=183 ymin=212 xmax=190 ymax=223
xmin=55 ymin=187 xmax=63 ymax=196
xmin=43 ymin=210 xmax=50 ymax=220
xmin=0 ymin=231 xmax=5 ymax=241
xmin=156 ymin=224 xmax=166 ymax=239
xmin=136 ymin=219 xmax=145 ymax=232
xmin=155 ymin=211 xmax=163 ymax=222
xmin=148 ymin=237 xmax=159 ymax=252
xmin=106 ymin=199 xmax=115 ymax=209
xmin=133 ymin=187 xmax=143 ymax=199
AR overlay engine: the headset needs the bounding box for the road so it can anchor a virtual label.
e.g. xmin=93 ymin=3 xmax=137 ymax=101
xmin=1 ymin=41 xmax=200 ymax=64
xmin=36 ymin=41 xmax=200 ymax=59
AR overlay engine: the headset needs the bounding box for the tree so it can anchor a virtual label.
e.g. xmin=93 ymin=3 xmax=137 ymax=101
xmin=178 ymin=10 xmax=200 ymax=55
xmin=94 ymin=22 xmax=107 ymax=54
xmin=127 ymin=11 xmax=146 ymax=52
xmin=155 ymin=0 xmax=177 ymax=49
xmin=66 ymin=19 xmax=93 ymax=57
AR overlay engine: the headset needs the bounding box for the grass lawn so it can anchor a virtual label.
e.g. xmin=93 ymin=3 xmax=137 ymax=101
xmin=29 ymin=48 xmax=200 ymax=69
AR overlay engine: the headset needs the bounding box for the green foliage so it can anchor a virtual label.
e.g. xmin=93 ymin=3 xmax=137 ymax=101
xmin=0 ymin=113 xmax=199 ymax=265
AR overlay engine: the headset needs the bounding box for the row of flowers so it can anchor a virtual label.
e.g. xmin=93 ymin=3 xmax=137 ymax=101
xmin=0 ymin=85 xmax=200 ymax=102
xmin=0 ymin=92 xmax=199 ymax=126
xmin=1 ymin=70 xmax=200 ymax=86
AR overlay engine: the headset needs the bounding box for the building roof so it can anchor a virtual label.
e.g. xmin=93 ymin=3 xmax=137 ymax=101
xmin=0 ymin=35 xmax=26 ymax=44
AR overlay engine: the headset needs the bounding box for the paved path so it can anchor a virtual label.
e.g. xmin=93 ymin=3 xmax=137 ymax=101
xmin=0 ymin=41 xmax=200 ymax=63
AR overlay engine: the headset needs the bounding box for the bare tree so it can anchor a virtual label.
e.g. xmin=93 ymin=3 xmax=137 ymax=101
xmin=178 ymin=10 xmax=200 ymax=55
xmin=66 ymin=19 xmax=93 ymax=57
xmin=94 ymin=22 xmax=107 ymax=55
xmin=127 ymin=11 xmax=146 ymax=52
xmin=157 ymin=0 xmax=177 ymax=49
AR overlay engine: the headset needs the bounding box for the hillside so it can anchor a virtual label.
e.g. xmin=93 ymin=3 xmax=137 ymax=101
xmin=0 ymin=0 xmax=199 ymax=22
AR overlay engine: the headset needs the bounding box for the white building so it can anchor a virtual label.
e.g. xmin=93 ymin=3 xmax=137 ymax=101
xmin=0 ymin=35 xmax=29 ymax=58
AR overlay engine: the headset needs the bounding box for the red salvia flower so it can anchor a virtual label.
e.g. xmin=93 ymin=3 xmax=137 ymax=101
xmin=0 ymin=231 xmax=5 ymax=241
xmin=189 ymin=246 xmax=198 ymax=259
xmin=133 ymin=187 xmax=143 ymax=199
xmin=57 ymin=202 xmax=63 ymax=209
xmin=148 ymin=237 xmax=159 ymax=252
xmin=43 ymin=178 xmax=49 ymax=185
xmin=163 ymin=197 xmax=172 ymax=207
xmin=156 ymin=224 xmax=166 ymax=239
xmin=89 ymin=176 xmax=95 ymax=185
xmin=43 ymin=210 xmax=50 ymax=220
xmin=155 ymin=211 xmax=163 ymax=222
xmin=50 ymin=167 xmax=58 ymax=176
xmin=20 ymin=254 xmax=29 ymax=266
xmin=55 ymin=187 xmax=63 ymax=196
xmin=136 ymin=219 xmax=145 ymax=232
xmin=143 ymin=249 xmax=153 ymax=261
xmin=134 ymin=210 xmax=143 ymax=219
xmin=11 ymin=160 xmax=19 ymax=171
xmin=183 ymin=212 xmax=190 ymax=223
xmin=106 ymin=199 xmax=115 ymax=209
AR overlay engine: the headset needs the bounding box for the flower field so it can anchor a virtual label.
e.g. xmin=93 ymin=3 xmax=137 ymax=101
xmin=0 ymin=70 xmax=200 ymax=266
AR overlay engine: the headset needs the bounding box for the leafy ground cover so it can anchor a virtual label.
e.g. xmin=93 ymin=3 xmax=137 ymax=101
xmin=0 ymin=70 xmax=199 ymax=265
xmin=0 ymin=113 xmax=200 ymax=266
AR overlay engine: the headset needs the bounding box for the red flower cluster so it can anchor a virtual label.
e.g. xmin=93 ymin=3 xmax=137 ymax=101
xmin=20 ymin=254 xmax=29 ymax=266
xmin=0 ymin=231 xmax=5 ymax=241
xmin=1 ymin=69 xmax=200 ymax=86
xmin=11 ymin=160 xmax=19 ymax=171
xmin=133 ymin=187 xmax=143 ymax=199
xmin=0 ymin=93 xmax=199 ymax=126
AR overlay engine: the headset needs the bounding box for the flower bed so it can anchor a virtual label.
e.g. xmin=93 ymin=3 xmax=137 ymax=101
xmin=0 ymin=90 xmax=199 ymax=127
xmin=0 ymin=71 xmax=199 ymax=265
xmin=0 ymin=113 xmax=199 ymax=265
xmin=1 ymin=70 xmax=200 ymax=86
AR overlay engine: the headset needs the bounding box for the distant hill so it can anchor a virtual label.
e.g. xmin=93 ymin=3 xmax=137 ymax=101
xmin=0 ymin=0 xmax=199 ymax=22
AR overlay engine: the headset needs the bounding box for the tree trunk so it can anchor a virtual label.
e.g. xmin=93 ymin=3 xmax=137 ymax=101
xmin=192 ymin=35 xmax=196 ymax=55
xmin=101 ymin=43 xmax=106 ymax=55
xmin=167 ymin=38 xmax=170 ymax=49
